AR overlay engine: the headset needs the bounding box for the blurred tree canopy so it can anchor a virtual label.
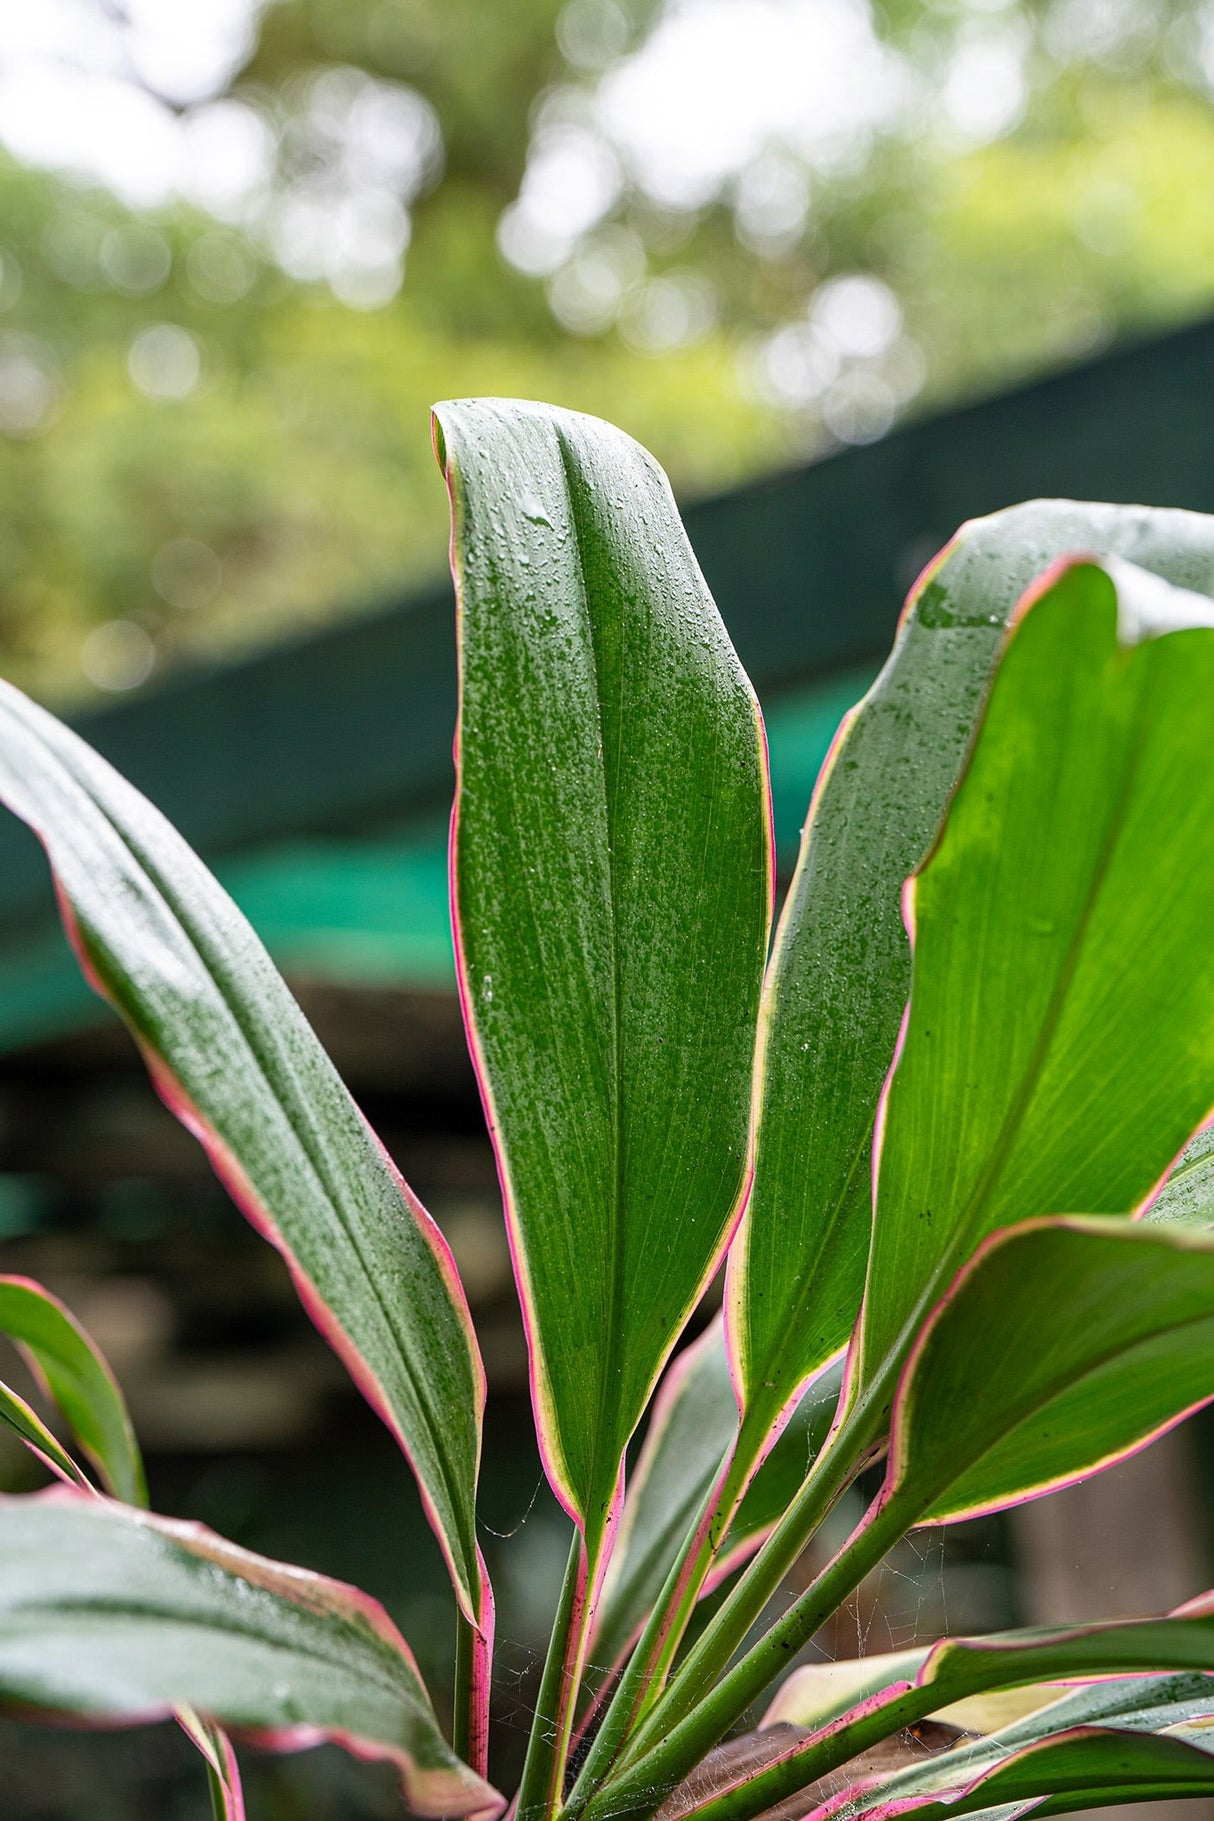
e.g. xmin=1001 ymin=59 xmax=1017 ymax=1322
xmin=1 ymin=0 xmax=1213 ymax=701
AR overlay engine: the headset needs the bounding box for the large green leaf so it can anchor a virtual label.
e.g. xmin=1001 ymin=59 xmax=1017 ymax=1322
xmin=0 ymin=684 xmax=488 ymax=1633
xmin=885 ymin=1218 xmax=1214 ymax=1524
xmin=590 ymin=1325 xmax=841 ymax=1678
xmin=436 ymin=399 xmax=771 ymax=1552
xmin=858 ymin=559 xmax=1214 ymax=1394
xmin=0 ymin=1275 xmax=144 ymax=1505
xmin=730 ymin=504 xmax=1214 ymax=1448
xmin=0 ymin=1489 xmax=499 ymax=1817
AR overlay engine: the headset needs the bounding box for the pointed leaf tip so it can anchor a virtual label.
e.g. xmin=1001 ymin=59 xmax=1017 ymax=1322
xmin=0 ymin=1275 xmax=144 ymax=1506
xmin=439 ymin=398 xmax=771 ymax=1550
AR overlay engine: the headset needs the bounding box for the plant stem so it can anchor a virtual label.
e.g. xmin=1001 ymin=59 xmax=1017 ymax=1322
xmin=634 ymin=1675 xmax=942 ymax=1821
xmin=454 ymin=1606 xmax=487 ymax=1777
xmin=566 ymin=1442 xmax=753 ymax=1813
xmin=518 ymin=1530 xmax=592 ymax=1821
xmin=621 ymin=1394 xmax=882 ymax=1777
xmin=634 ymin=1422 xmax=769 ymax=1717
xmin=576 ymin=1481 xmax=907 ymax=1821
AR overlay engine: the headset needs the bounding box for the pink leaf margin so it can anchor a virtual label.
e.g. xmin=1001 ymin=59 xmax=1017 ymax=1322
xmin=852 ymin=552 xmax=1214 ymax=1406
xmin=723 ymin=521 xmax=975 ymax=1436
xmin=4 ymin=1487 xmax=503 ymax=1820
xmin=144 ymin=1037 xmax=497 ymax=1771
xmin=808 ymin=1720 xmax=1214 ymax=1821
xmin=879 ymin=1214 xmax=1214 ymax=1528
xmin=0 ymin=1271 xmax=144 ymax=1504
xmin=177 ymin=1707 xmax=247 ymax=1821
xmin=439 ymin=413 xmax=771 ymax=1577
xmin=35 ymin=848 xmax=494 ymax=1666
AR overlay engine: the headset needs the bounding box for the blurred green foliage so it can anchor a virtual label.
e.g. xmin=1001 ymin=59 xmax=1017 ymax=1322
xmin=2 ymin=0 xmax=1214 ymax=701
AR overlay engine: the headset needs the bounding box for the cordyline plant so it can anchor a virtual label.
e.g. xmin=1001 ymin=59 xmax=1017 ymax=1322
xmin=2 ymin=404 xmax=1214 ymax=1821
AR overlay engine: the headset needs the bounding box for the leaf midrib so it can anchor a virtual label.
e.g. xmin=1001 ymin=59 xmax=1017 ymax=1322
xmin=6 ymin=1595 xmax=412 ymax=1698
xmin=555 ymin=425 xmax=625 ymax=1542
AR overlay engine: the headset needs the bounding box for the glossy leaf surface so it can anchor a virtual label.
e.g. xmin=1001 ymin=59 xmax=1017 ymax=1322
xmin=0 ymin=1490 xmax=499 ymax=1818
xmin=0 ymin=1275 xmax=144 ymax=1505
xmin=886 ymin=1218 xmax=1214 ymax=1523
xmin=591 ymin=1326 xmax=841 ymax=1675
xmin=0 ymin=683 xmax=487 ymax=1626
xmin=861 ymin=560 xmax=1214 ymax=1388
xmin=731 ymin=504 xmax=1214 ymax=1443
xmin=438 ymin=398 xmax=771 ymax=1547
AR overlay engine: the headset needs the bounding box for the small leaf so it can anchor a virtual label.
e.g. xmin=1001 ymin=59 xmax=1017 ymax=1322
xmin=591 ymin=1326 xmax=841 ymax=1678
xmin=860 ymin=560 xmax=1214 ymax=1394
xmin=0 ymin=1378 xmax=92 ymax=1491
xmin=730 ymin=501 xmax=1214 ymax=1450
xmin=0 ymin=1275 xmax=144 ymax=1505
xmin=885 ymin=1218 xmax=1214 ymax=1524
xmin=0 ymin=1489 xmax=501 ymax=1819
xmin=0 ymin=683 xmax=488 ymax=1631
xmin=177 ymin=1708 xmax=246 ymax=1821
xmin=766 ymin=1612 xmax=1214 ymax=1736
xmin=438 ymin=399 xmax=771 ymax=1555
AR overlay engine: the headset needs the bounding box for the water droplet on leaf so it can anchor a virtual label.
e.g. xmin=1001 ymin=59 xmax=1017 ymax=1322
xmin=519 ymin=489 xmax=553 ymax=527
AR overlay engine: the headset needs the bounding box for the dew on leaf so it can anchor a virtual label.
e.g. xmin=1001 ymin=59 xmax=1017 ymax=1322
xmin=518 ymin=489 xmax=553 ymax=527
